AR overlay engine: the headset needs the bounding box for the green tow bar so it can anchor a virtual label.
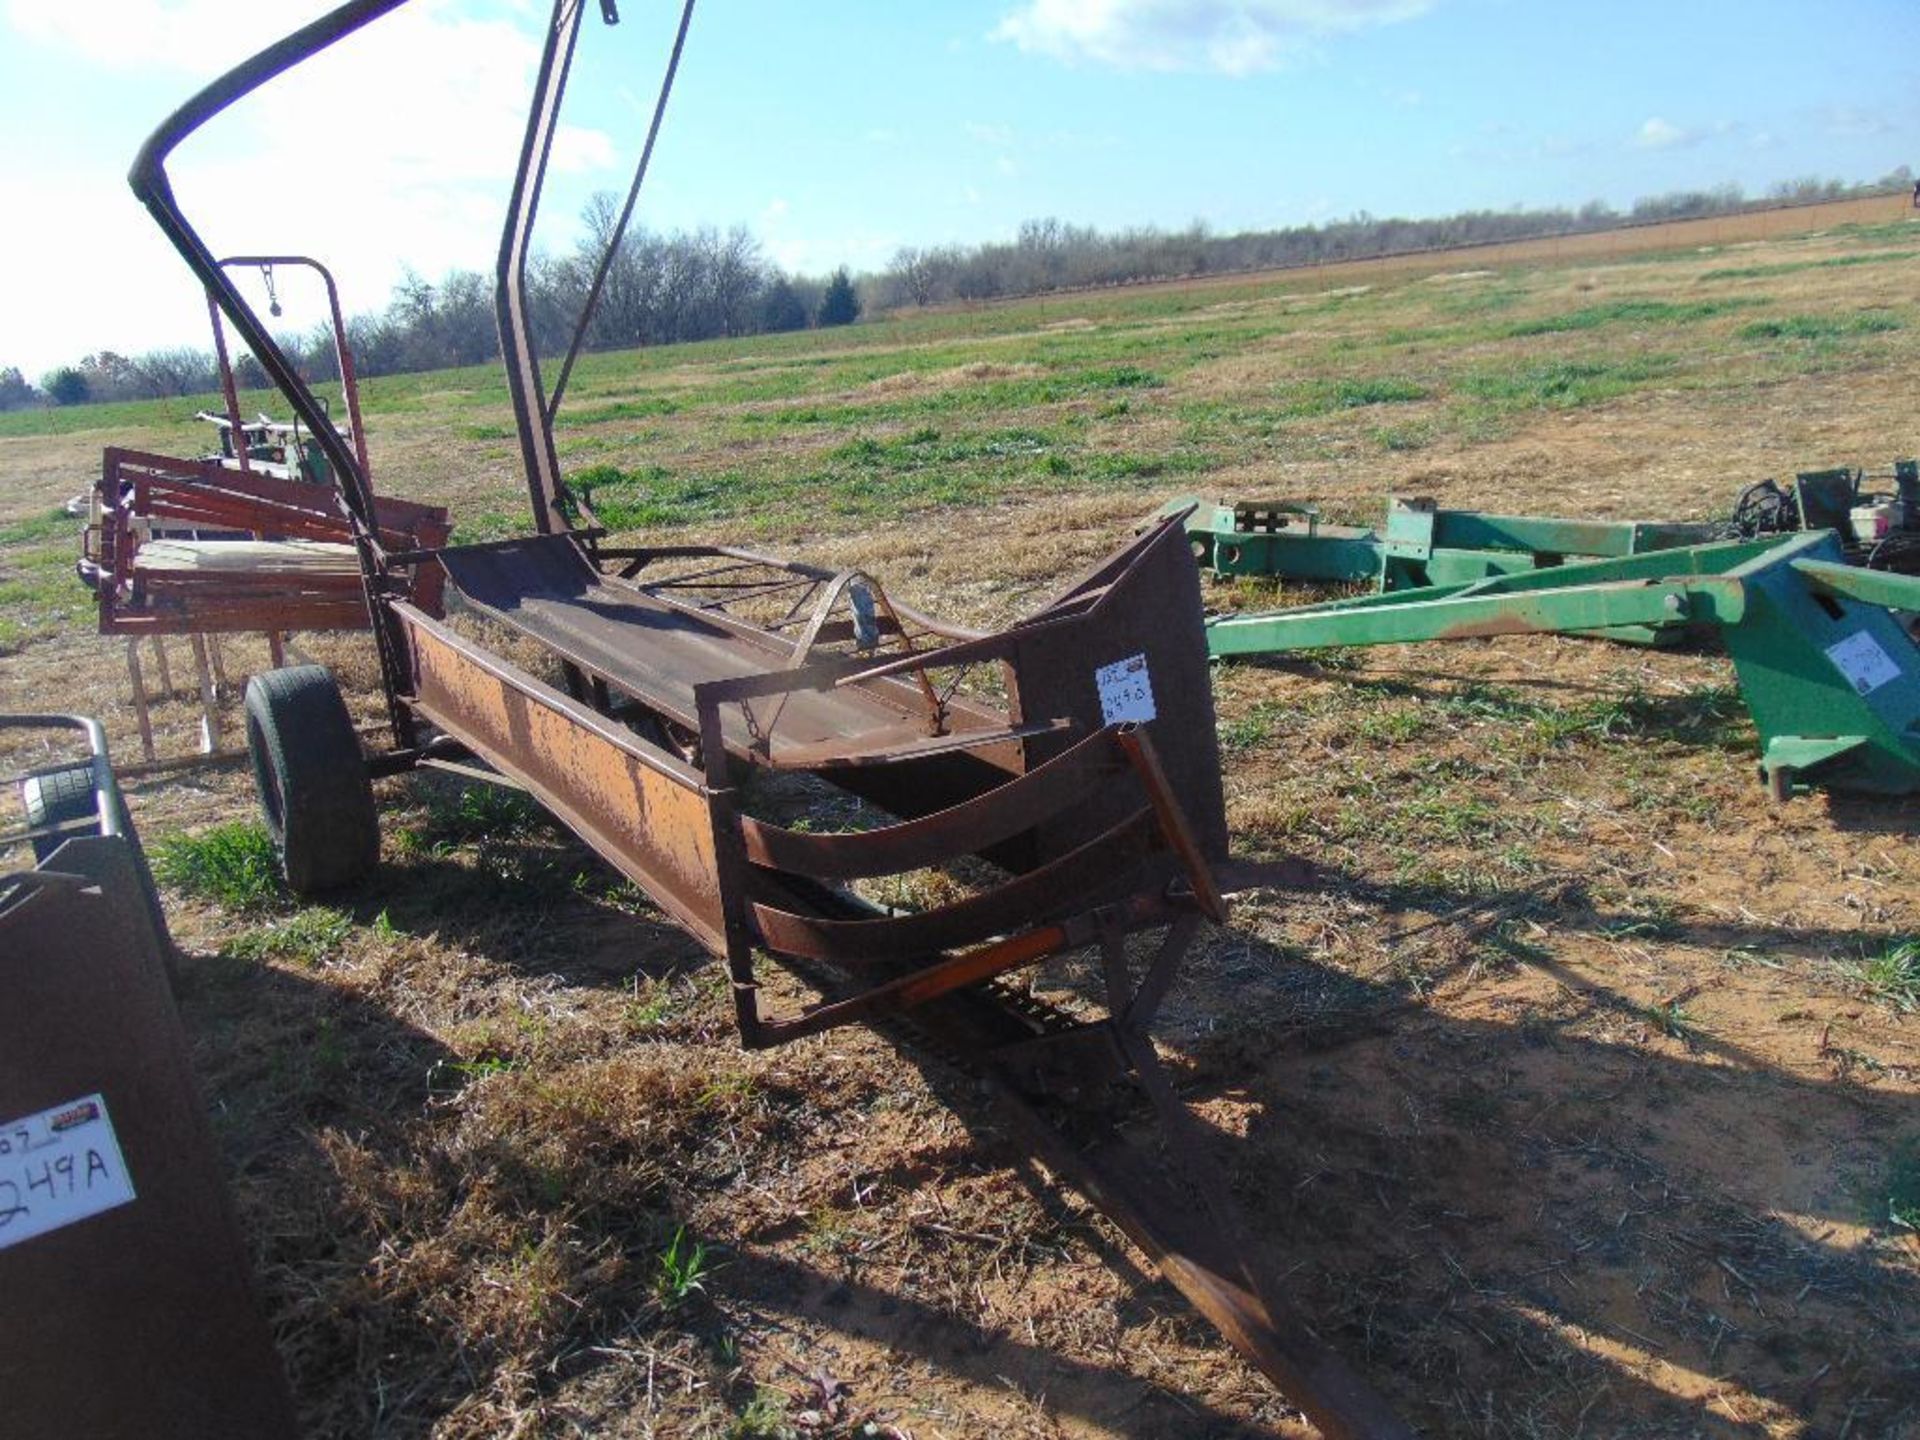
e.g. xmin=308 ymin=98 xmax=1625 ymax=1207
xmin=1205 ymin=530 xmax=1920 ymax=798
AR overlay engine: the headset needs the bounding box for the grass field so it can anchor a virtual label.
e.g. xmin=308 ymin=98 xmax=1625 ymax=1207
xmin=3 ymin=212 xmax=1919 ymax=1439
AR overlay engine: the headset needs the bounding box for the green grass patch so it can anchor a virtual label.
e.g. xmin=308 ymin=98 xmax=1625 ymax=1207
xmin=1500 ymin=298 xmax=1750 ymax=336
xmin=153 ymin=822 xmax=285 ymax=911
xmin=219 ymin=907 xmax=353 ymax=966
xmin=1280 ymin=376 xmax=1430 ymax=416
xmin=564 ymin=395 xmax=682 ymax=425
xmin=0 ymin=509 xmax=72 ymax=546
xmin=1859 ymin=938 xmax=1920 ymax=1011
xmin=399 ymin=783 xmax=545 ymax=854
xmin=1700 ymin=249 xmax=1920 ymax=281
xmin=1456 ymin=354 xmax=1676 ymax=411
xmin=1737 ymin=311 xmax=1903 ymax=341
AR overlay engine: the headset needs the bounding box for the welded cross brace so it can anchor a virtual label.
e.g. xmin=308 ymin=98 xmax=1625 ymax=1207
xmin=1205 ymin=530 xmax=1920 ymax=798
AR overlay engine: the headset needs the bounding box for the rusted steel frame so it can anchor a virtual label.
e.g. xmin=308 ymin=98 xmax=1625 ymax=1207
xmin=831 ymin=593 xmax=1105 ymax=688
xmin=606 ymin=542 xmax=838 ymax=580
xmin=127 ymin=0 xmax=418 ymax=741
xmin=497 ymin=0 xmax=594 ymax=537
xmin=206 ymin=291 xmax=253 ymax=477
xmin=694 ymin=671 xmax=775 ymax=1046
xmin=106 ymin=603 xmax=369 ymax=637
xmin=605 ymin=543 xmax=989 ymax=642
xmin=632 ymin=559 xmax=782 ymax=588
xmin=128 ymin=2 xmax=394 ymax=540
xmin=1114 ymin=725 xmax=1227 ymax=924
xmin=754 ymin=890 xmax=1193 ymax=1046
xmin=217 ymin=255 xmax=373 ymax=484
xmin=738 ymin=725 xmax=1125 ymax=879
xmin=765 ymin=717 xmax=1072 ymax=771
xmin=748 ymin=808 xmax=1155 ymax=964
xmin=1115 ymin=910 xmax=1203 ymax=1032
xmin=687 ymin=652 xmax=988 ymax=758
xmin=104 ymin=449 xmax=413 ymax=544
xmin=785 ymin=569 xmax=946 ymax=721
xmin=95 ymin=449 xmax=447 ymax=634
xmin=394 ymin=601 xmax=727 ymax=951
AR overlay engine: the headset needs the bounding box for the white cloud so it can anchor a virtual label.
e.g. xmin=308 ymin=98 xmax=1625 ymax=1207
xmin=1819 ymin=105 xmax=1895 ymax=139
xmin=1633 ymin=116 xmax=1699 ymax=150
xmin=991 ymin=0 xmax=1433 ymax=75
xmin=1 ymin=0 xmax=620 ymax=371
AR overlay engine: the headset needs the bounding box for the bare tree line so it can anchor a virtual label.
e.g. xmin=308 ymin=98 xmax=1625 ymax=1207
xmin=8 ymin=169 xmax=1908 ymax=411
xmin=867 ymin=171 xmax=1914 ymax=311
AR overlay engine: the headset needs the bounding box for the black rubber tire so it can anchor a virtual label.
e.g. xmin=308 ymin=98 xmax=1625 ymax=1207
xmin=244 ymin=665 xmax=378 ymax=895
xmin=20 ymin=761 xmax=172 ymax=967
xmin=19 ymin=763 xmax=102 ymax=863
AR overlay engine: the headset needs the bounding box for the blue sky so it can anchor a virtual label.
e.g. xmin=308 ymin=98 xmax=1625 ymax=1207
xmin=1 ymin=0 xmax=1913 ymax=376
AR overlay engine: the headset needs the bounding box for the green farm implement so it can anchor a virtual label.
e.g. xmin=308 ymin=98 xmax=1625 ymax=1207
xmin=1170 ymin=460 xmax=1920 ymax=646
xmin=1205 ymin=529 xmax=1920 ymax=799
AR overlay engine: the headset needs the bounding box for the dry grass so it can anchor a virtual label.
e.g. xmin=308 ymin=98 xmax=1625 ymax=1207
xmin=3 ymin=214 xmax=1918 ymax=1438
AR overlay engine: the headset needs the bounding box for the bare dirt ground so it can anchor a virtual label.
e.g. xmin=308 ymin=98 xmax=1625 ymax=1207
xmin=3 ymin=219 xmax=1917 ymax=1439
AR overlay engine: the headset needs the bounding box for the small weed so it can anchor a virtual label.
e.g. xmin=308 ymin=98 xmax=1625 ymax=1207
xmin=1353 ymin=706 xmax=1425 ymax=743
xmin=727 ymin=1388 xmax=790 ymax=1440
xmin=402 ymin=783 xmax=543 ymax=852
xmin=1218 ymin=700 xmax=1285 ymax=752
xmin=1373 ymin=422 xmax=1431 ymax=452
xmin=656 ymin=1225 xmax=718 ymax=1309
xmin=219 ymin=907 xmax=352 ymax=966
xmin=1859 ymin=938 xmax=1920 ymax=1011
xmin=153 ymin=822 xmax=284 ymax=911
xmin=803 ymin=1206 xmax=854 ymax=1255
xmin=1886 ymin=1141 xmax=1920 ymax=1231
xmin=698 ymin=1074 xmax=758 ymax=1110
xmin=426 ymin=1055 xmax=521 ymax=1097
xmin=1642 ymin=999 xmax=1707 ymax=1047
xmin=624 ymin=979 xmax=687 ymax=1032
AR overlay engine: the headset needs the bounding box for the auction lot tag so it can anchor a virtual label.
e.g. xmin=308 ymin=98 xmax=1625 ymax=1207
xmin=1826 ymin=629 xmax=1901 ymax=696
xmin=0 ymin=1093 xmax=137 ymax=1251
xmin=1095 ymin=653 xmax=1157 ymax=725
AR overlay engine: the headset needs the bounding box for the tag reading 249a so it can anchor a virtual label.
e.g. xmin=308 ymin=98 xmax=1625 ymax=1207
xmin=0 ymin=1093 xmax=137 ymax=1252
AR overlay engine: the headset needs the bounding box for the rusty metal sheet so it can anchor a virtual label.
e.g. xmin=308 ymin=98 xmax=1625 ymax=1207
xmin=398 ymin=602 xmax=726 ymax=950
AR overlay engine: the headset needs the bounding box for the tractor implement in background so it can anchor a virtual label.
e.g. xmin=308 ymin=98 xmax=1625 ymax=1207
xmin=123 ymin=2 xmax=1412 ymax=1434
xmin=1169 ymin=494 xmax=1719 ymax=643
xmin=1206 ymin=530 xmax=1920 ymax=799
xmin=1170 ymin=458 xmax=1920 ymax=645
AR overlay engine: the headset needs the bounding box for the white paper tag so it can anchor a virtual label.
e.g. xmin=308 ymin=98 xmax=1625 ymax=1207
xmin=1825 ymin=630 xmax=1901 ymax=696
xmin=1095 ymin=653 xmax=1157 ymax=725
xmin=0 ymin=1093 xmax=137 ymax=1252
